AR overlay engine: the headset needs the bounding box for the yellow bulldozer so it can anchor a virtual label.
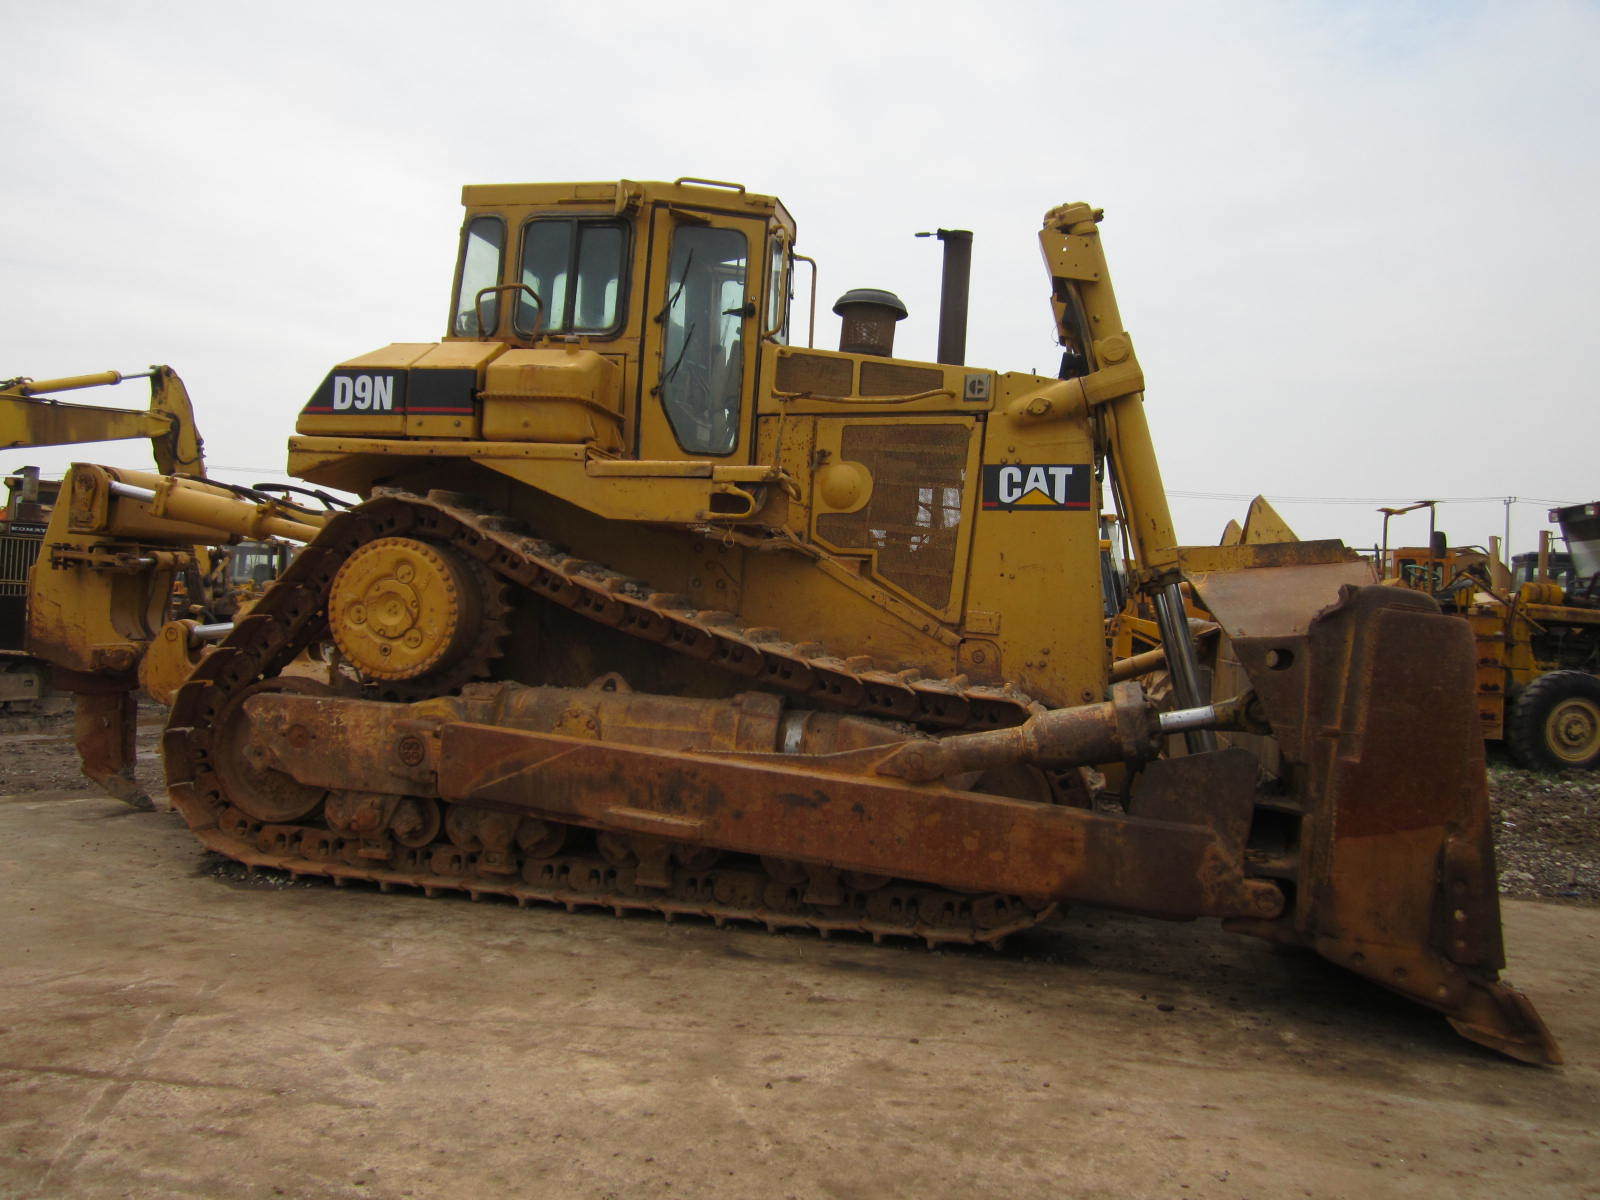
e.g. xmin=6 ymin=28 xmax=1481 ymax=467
xmin=22 ymin=178 xmax=1559 ymax=1063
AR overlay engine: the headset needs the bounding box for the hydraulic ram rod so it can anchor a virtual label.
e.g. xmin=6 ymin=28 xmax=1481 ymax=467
xmin=108 ymin=478 xmax=323 ymax=542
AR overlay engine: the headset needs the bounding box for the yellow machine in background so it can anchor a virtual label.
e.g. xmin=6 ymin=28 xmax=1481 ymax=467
xmin=3 ymin=368 xmax=308 ymax=801
xmin=1377 ymin=509 xmax=1600 ymax=769
xmin=1 ymin=468 xmax=63 ymax=711
xmin=1 ymin=367 xmax=205 ymax=476
xmin=20 ymin=179 xmax=1559 ymax=1063
xmin=0 ymin=368 xmax=206 ymax=725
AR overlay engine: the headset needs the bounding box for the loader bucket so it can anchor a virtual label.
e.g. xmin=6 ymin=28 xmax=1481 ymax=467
xmin=1186 ymin=547 xmax=1561 ymax=1064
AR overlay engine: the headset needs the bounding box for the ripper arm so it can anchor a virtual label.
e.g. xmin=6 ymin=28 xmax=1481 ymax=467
xmin=26 ymin=463 xmax=327 ymax=805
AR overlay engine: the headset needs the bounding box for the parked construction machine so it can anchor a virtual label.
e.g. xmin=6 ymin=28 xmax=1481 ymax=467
xmin=1471 ymin=507 xmax=1600 ymax=771
xmin=6 ymin=368 xmax=305 ymax=802
xmin=25 ymin=179 xmax=1559 ymax=1063
xmin=1376 ymin=507 xmax=1600 ymax=770
xmin=1 ymin=368 xmax=206 ymax=723
xmin=1 ymin=467 xmax=60 ymax=712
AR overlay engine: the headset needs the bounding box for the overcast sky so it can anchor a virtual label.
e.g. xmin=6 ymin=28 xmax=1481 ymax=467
xmin=4 ymin=0 xmax=1595 ymax=558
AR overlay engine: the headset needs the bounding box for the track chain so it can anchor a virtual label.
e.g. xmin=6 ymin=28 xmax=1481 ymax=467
xmin=165 ymin=490 xmax=1052 ymax=947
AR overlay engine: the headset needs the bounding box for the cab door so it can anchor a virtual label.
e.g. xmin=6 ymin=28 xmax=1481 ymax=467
xmin=637 ymin=204 xmax=767 ymax=464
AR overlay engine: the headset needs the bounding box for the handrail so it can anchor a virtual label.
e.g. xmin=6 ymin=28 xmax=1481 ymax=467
xmin=793 ymin=253 xmax=818 ymax=348
xmin=674 ymin=177 xmax=746 ymax=194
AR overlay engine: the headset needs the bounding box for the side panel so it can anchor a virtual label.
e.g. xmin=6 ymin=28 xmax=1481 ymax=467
xmin=405 ymin=341 xmax=505 ymax=439
xmin=296 ymin=344 xmax=433 ymax=438
xmin=963 ymin=374 xmax=1105 ymax=706
xmin=810 ymin=416 xmax=981 ymax=623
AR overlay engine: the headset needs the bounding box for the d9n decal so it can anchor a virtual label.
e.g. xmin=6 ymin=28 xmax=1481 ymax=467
xmin=981 ymin=464 xmax=1091 ymax=511
xmin=303 ymin=369 xmax=408 ymax=415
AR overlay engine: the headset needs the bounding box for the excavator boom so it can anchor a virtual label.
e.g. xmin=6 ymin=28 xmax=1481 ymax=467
xmin=1 ymin=366 xmax=205 ymax=476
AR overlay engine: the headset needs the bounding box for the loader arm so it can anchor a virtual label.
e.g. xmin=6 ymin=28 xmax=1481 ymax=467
xmin=1038 ymin=203 xmax=1177 ymax=581
xmin=1038 ymin=206 xmax=1217 ymax=742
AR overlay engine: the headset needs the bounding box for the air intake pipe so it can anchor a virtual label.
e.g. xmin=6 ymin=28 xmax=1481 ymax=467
xmin=833 ymin=289 xmax=908 ymax=356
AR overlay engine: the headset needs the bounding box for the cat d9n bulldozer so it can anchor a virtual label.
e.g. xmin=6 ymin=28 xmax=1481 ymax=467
xmin=30 ymin=178 xmax=1558 ymax=1063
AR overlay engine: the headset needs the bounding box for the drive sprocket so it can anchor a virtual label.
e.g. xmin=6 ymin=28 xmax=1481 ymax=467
xmin=328 ymin=535 xmax=507 ymax=696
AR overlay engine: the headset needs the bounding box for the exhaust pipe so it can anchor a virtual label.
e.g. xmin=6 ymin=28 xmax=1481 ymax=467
xmin=917 ymin=228 xmax=972 ymax=366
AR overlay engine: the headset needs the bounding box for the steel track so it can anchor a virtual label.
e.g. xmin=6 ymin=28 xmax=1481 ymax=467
xmin=166 ymin=491 xmax=1056 ymax=947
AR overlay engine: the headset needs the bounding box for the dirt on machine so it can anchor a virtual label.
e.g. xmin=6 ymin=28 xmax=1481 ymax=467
xmin=21 ymin=178 xmax=1561 ymax=1064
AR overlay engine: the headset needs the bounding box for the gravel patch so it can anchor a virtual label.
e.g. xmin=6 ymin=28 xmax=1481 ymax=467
xmin=1488 ymin=753 xmax=1600 ymax=903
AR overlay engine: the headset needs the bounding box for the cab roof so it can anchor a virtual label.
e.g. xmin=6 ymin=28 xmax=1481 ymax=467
xmin=459 ymin=179 xmax=795 ymax=236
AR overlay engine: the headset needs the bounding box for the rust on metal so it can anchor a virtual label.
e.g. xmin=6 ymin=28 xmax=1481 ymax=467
xmin=1208 ymin=576 xmax=1561 ymax=1065
xmin=63 ymin=679 xmax=152 ymax=810
xmin=154 ymin=488 xmax=1561 ymax=1064
xmin=874 ymin=681 xmax=1160 ymax=782
xmin=239 ymin=685 xmax=1281 ymax=920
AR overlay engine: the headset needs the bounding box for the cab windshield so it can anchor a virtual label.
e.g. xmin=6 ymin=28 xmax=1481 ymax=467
xmin=514 ymin=219 xmax=627 ymax=338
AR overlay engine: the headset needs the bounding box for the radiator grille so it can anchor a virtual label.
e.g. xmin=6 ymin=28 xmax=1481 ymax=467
xmin=859 ymin=361 xmax=943 ymax=396
xmin=816 ymin=424 xmax=969 ymax=609
xmin=775 ymin=352 xmax=853 ymax=397
xmin=0 ymin=533 xmax=42 ymax=596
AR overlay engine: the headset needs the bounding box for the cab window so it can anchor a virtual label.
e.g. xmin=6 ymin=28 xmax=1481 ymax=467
xmin=514 ymin=219 xmax=627 ymax=338
xmin=452 ymin=216 xmax=505 ymax=336
xmin=658 ymin=226 xmax=749 ymax=456
xmin=765 ymin=236 xmax=789 ymax=343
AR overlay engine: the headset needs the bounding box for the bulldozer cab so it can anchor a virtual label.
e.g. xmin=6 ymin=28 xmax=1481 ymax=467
xmin=442 ymin=179 xmax=793 ymax=466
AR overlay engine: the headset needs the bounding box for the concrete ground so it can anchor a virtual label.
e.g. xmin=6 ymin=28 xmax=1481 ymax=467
xmin=2 ymin=789 xmax=1597 ymax=1200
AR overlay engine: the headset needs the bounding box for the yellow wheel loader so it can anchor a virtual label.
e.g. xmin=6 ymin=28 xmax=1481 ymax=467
xmin=1376 ymin=508 xmax=1600 ymax=769
xmin=25 ymin=179 xmax=1559 ymax=1063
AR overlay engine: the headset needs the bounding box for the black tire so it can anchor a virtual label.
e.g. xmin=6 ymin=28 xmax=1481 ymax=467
xmin=1506 ymin=670 xmax=1600 ymax=771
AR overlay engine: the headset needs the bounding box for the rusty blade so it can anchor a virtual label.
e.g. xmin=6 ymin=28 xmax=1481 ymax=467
xmin=244 ymin=690 xmax=1283 ymax=921
xmin=1217 ymin=581 xmax=1562 ymax=1066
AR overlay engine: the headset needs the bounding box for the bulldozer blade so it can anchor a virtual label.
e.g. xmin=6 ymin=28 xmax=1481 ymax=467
xmin=1199 ymin=570 xmax=1561 ymax=1066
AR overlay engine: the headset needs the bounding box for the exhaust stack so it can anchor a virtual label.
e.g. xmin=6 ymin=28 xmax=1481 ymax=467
xmin=918 ymin=228 xmax=972 ymax=366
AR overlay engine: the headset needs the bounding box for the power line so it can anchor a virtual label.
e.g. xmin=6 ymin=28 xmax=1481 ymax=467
xmin=1166 ymin=490 xmax=1583 ymax=508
